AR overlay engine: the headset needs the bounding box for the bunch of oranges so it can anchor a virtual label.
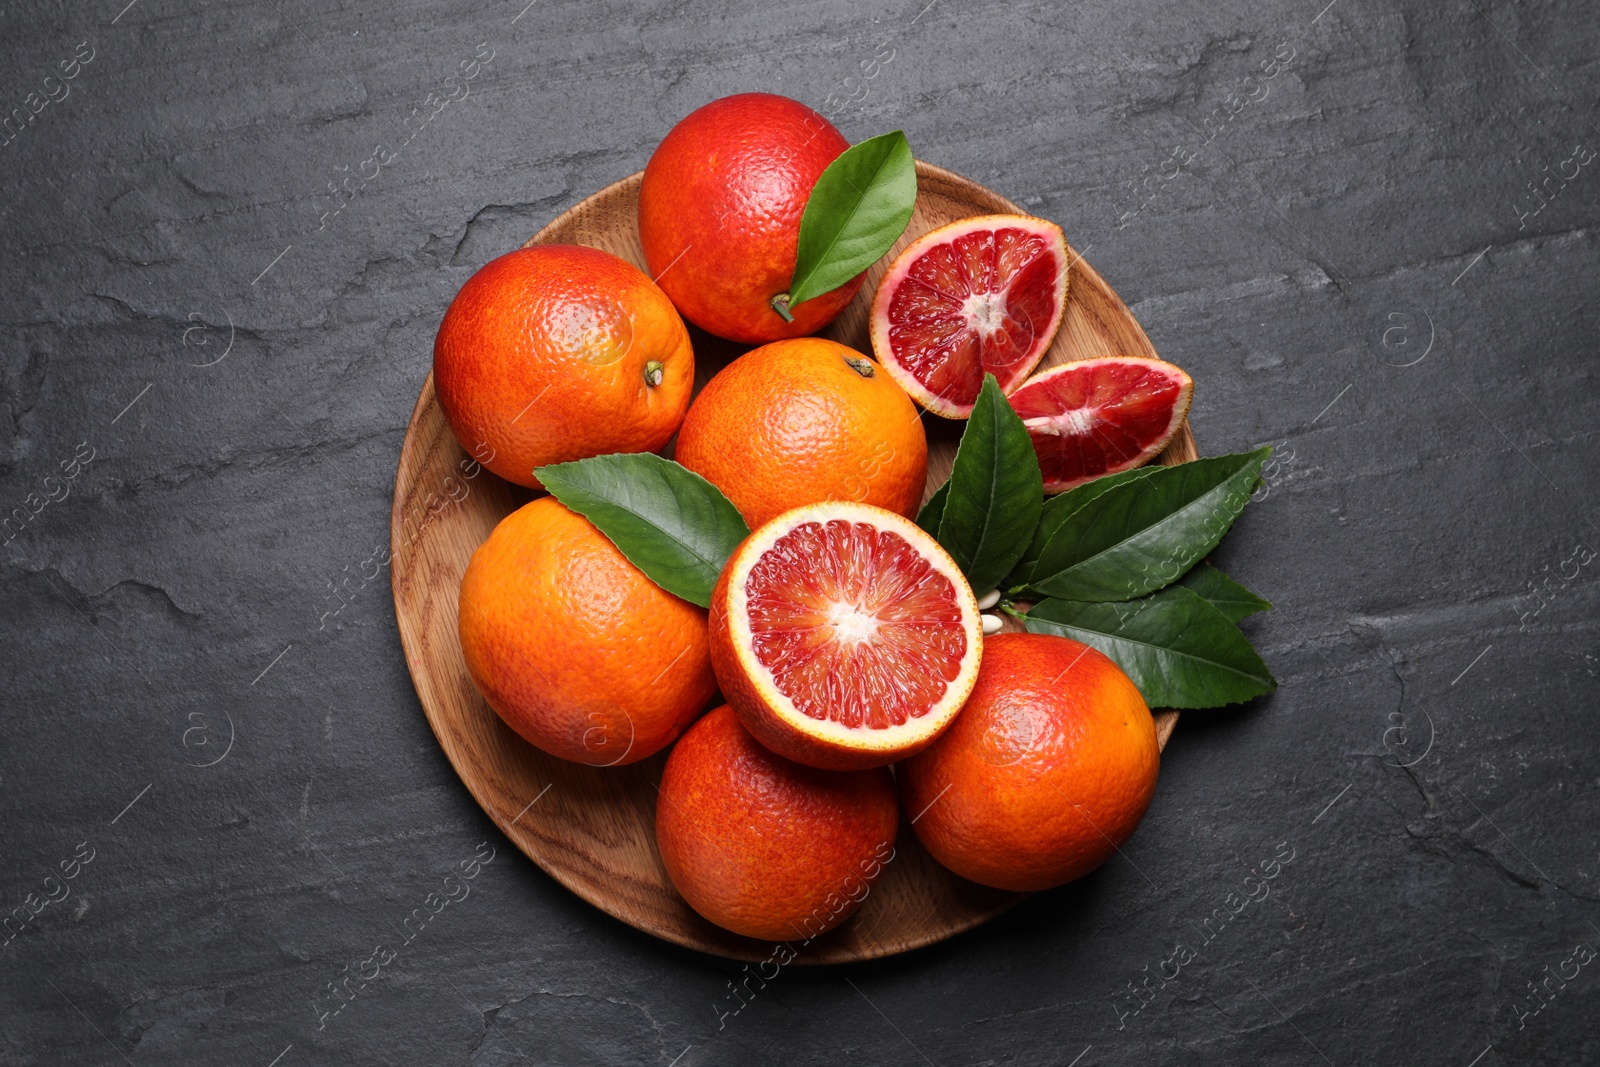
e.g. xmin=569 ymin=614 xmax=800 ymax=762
xmin=435 ymin=93 xmax=1161 ymax=942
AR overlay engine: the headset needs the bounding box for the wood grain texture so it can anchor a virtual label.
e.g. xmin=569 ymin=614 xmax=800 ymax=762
xmin=391 ymin=162 xmax=1195 ymax=963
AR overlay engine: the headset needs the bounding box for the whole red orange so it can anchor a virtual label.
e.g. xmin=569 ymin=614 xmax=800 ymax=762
xmin=458 ymin=497 xmax=715 ymax=766
xmin=655 ymin=706 xmax=899 ymax=940
xmin=639 ymin=93 xmax=862 ymax=344
xmin=674 ymin=338 xmax=928 ymax=531
xmin=433 ymin=244 xmax=693 ymax=489
xmin=899 ymin=632 xmax=1160 ymax=892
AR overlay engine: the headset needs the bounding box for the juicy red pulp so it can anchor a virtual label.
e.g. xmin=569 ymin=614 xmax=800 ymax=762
xmin=884 ymin=226 xmax=1061 ymax=410
xmin=743 ymin=520 xmax=967 ymax=730
xmin=1010 ymin=361 xmax=1186 ymax=489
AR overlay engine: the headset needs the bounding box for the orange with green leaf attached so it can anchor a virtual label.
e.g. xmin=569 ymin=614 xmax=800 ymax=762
xmin=458 ymin=496 xmax=716 ymax=766
xmin=638 ymin=93 xmax=863 ymax=344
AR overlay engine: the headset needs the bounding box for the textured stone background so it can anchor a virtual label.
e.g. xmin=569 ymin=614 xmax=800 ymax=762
xmin=2 ymin=0 xmax=1597 ymax=1063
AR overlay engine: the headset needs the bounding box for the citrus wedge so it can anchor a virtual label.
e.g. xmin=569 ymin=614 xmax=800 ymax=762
xmin=870 ymin=214 xmax=1070 ymax=418
xmin=1008 ymin=356 xmax=1193 ymax=493
xmin=709 ymin=501 xmax=983 ymax=771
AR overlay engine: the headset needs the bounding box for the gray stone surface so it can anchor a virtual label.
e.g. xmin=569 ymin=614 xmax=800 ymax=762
xmin=2 ymin=0 xmax=1597 ymax=1063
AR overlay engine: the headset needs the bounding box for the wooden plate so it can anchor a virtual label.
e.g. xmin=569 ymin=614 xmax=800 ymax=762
xmin=391 ymin=162 xmax=1194 ymax=964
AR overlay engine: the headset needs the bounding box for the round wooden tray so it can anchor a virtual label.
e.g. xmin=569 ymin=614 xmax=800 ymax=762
xmin=391 ymin=161 xmax=1193 ymax=964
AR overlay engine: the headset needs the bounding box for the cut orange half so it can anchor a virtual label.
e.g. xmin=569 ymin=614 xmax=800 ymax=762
xmin=1008 ymin=356 xmax=1194 ymax=493
xmin=709 ymin=501 xmax=983 ymax=771
xmin=870 ymin=214 xmax=1070 ymax=418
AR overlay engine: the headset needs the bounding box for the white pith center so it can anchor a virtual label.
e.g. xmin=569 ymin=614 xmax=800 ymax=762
xmin=827 ymin=601 xmax=880 ymax=645
xmin=1023 ymin=408 xmax=1096 ymax=436
xmin=962 ymin=291 xmax=1008 ymax=337
xmin=1061 ymin=408 xmax=1096 ymax=433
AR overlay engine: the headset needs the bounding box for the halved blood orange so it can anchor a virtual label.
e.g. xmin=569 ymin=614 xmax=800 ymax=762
xmin=709 ymin=501 xmax=982 ymax=771
xmin=870 ymin=214 xmax=1070 ymax=418
xmin=1008 ymin=356 xmax=1194 ymax=493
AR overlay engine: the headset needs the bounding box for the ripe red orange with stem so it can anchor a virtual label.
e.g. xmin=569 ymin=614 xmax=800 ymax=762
xmin=639 ymin=93 xmax=862 ymax=343
xmin=673 ymin=337 xmax=928 ymax=531
xmin=433 ymin=244 xmax=693 ymax=489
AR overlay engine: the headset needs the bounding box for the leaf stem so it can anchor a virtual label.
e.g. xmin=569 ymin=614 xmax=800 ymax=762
xmin=769 ymin=293 xmax=795 ymax=322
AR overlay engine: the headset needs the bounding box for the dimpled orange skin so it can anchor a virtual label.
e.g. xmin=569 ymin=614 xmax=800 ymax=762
xmin=656 ymin=706 xmax=899 ymax=941
xmin=433 ymin=244 xmax=693 ymax=489
xmin=674 ymin=338 xmax=928 ymax=530
xmin=638 ymin=93 xmax=864 ymax=344
xmin=458 ymin=497 xmax=716 ymax=766
xmin=900 ymin=633 xmax=1160 ymax=892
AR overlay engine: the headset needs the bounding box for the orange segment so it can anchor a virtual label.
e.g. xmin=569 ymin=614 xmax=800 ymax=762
xmin=1008 ymin=356 xmax=1194 ymax=493
xmin=710 ymin=502 xmax=982 ymax=771
xmin=871 ymin=214 xmax=1070 ymax=418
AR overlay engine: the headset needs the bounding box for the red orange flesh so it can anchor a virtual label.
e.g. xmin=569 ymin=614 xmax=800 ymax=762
xmin=709 ymin=502 xmax=982 ymax=771
xmin=1008 ymin=356 xmax=1193 ymax=493
xmin=871 ymin=214 xmax=1070 ymax=418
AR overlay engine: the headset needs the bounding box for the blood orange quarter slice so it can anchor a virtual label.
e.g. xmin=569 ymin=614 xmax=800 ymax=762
xmin=709 ymin=502 xmax=983 ymax=771
xmin=870 ymin=214 xmax=1070 ymax=418
xmin=1007 ymin=356 xmax=1194 ymax=493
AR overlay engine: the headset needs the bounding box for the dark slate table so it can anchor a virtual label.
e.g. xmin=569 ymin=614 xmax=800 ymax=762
xmin=3 ymin=0 xmax=1597 ymax=1063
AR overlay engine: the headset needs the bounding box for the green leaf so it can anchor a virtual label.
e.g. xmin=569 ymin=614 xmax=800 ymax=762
xmin=1025 ymin=447 xmax=1271 ymax=602
xmin=1177 ymin=563 xmax=1271 ymax=623
xmin=936 ymin=375 xmax=1044 ymax=594
xmin=787 ymin=130 xmax=917 ymax=307
xmin=1005 ymin=463 xmax=1165 ymax=591
xmin=917 ymin=479 xmax=951 ymax=537
xmin=534 ymin=453 xmax=749 ymax=608
xmin=1024 ymin=587 xmax=1276 ymax=708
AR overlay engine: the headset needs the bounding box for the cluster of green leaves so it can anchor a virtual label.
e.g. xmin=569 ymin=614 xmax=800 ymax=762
xmin=917 ymin=375 xmax=1277 ymax=710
